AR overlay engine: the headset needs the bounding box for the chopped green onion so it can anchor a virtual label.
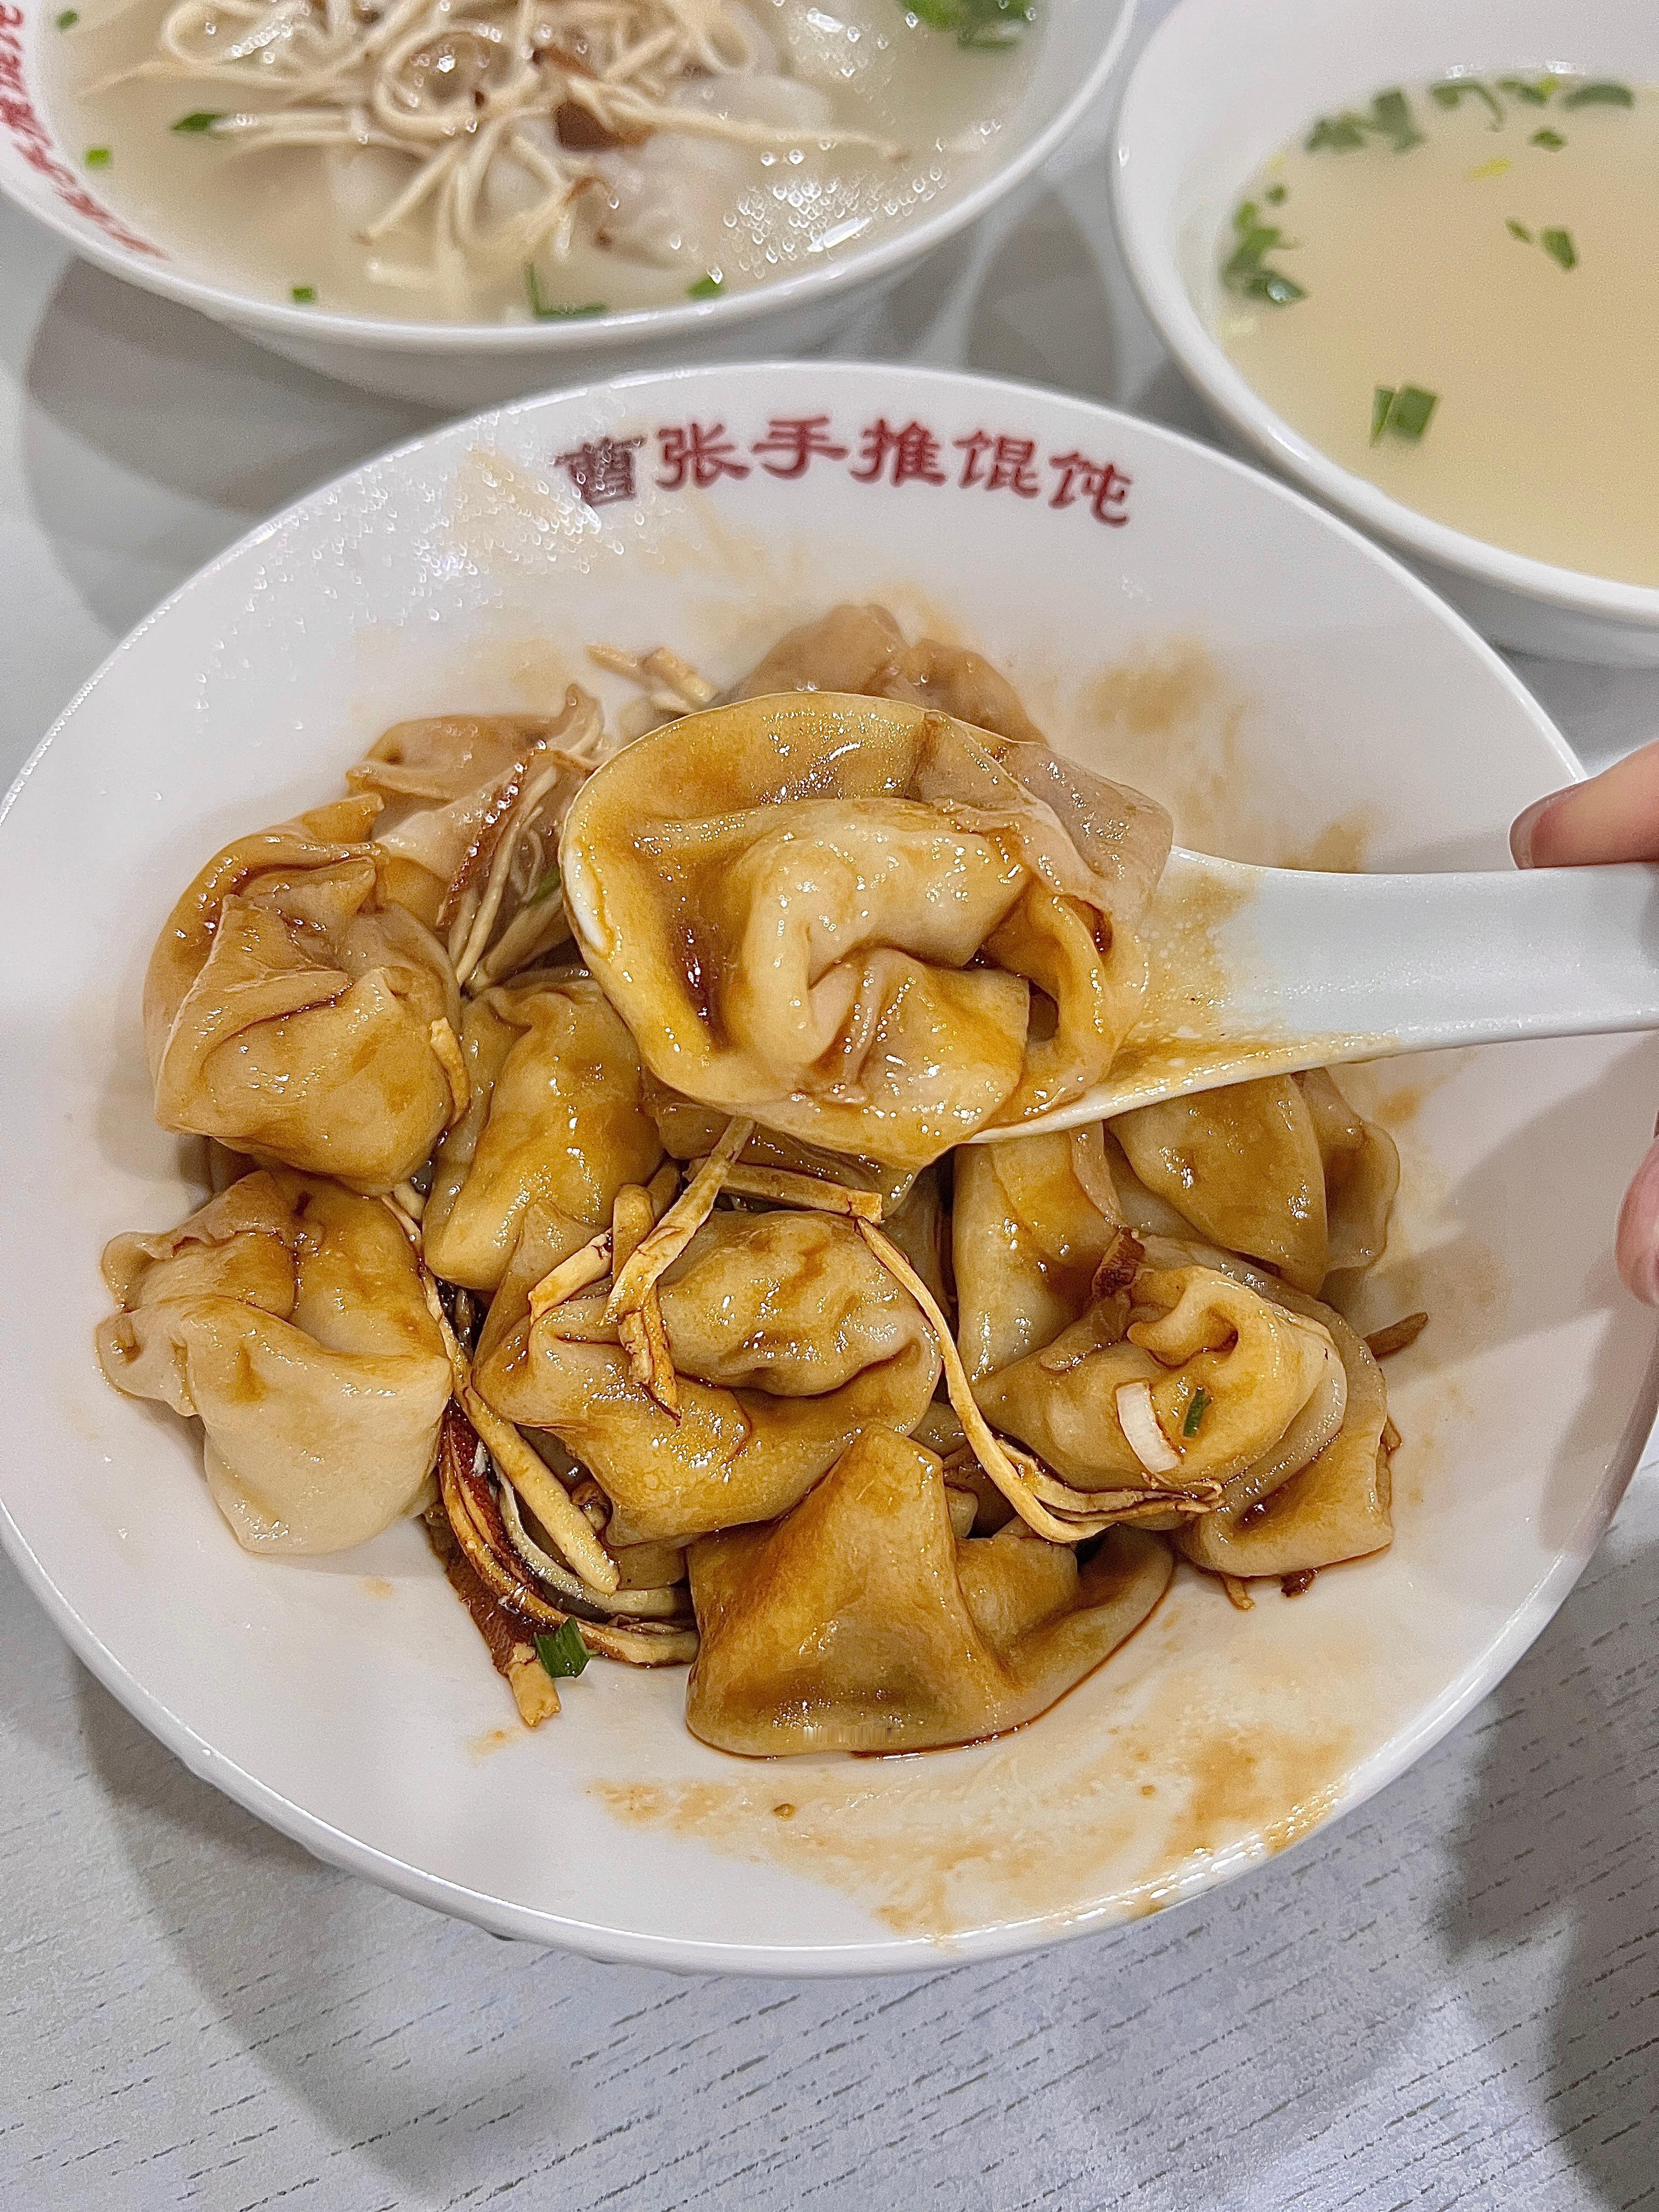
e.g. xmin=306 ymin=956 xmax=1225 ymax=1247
xmin=1431 ymin=78 xmax=1504 ymax=129
xmin=1510 ymin=222 xmax=1578 ymax=268
xmin=1306 ymin=87 xmax=1423 ymax=155
xmin=525 ymin=265 xmax=607 ymax=319
xmin=525 ymin=865 xmax=562 ymax=906
xmin=1306 ymin=114 xmax=1367 ymax=152
xmin=535 ymin=1622 xmax=590 ymax=1679
xmin=1367 ymin=87 xmax=1424 ymax=151
xmin=1183 ymin=1388 xmax=1210 ymax=1438
xmin=1467 ymin=156 xmax=1510 ymax=179
xmin=1531 ymin=127 xmax=1566 ymax=149
xmin=687 ymin=272 xmax=724 ymax=300
xmin=171 ymin=110 xmax=223 ymax=133
xmin=1390 ymin=386 xmax=1436 ymax=438
xmin=1371 ymin=384 xmax=1438 ymax=444
xmin=1498 ymin=75 xmax=1554 ymax=105
xmin=1265 ymin=182 xmax=1287 ymax=205
xmin=291 ymin=284 xmax=317 ymax=303
xmin=1222 ymin=210 xmax=1307 ymax=306
xmin=1226 ymin=222 xmax=1280 ymax=269
xmin=1390 ymin=386 xmax=1438 ymax=438
xmin=1561 ymin=81 xmax=1633 ymax=109
xmin=901 ymin=0 xmax=1035 ymax=50
xmin=56 ymin=9 xmax=79 ymax=27
xmin=84 ymin=146 xmax=110 ymax=167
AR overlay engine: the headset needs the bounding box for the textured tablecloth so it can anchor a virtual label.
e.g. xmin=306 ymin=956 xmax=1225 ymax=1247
xmin=4 ymin=4 xmax=1657 ymax=2202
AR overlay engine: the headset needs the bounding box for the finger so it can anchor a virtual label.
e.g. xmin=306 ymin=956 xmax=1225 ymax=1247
xmin=1615 ymin=1135 xmax=1659 ymax=1305
xmin=1511 ymin=737 xmax=1659 ymax=868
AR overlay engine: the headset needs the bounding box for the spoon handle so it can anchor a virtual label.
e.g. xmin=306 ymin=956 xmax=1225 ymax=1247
xmin=1162 ymin=851 xmax=1659 ymax=1054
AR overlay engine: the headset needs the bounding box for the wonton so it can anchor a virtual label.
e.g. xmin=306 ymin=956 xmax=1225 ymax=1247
xmin=686 ymin=1424 xmax=1173 ymax=1754
xmin=953 ymin=1124 xmax=1126 ymax=1380
xmin=144 ymin=797 xmax=464 ymax=1193
xmin=560 ymin=689 xmax=1172 ymax=1170
xmin=423 ymin=969 xmax=663 ymax=1292
xmin=96 ymin=1170 xmax=452 ymax=1553
xmin=728 ymin=601 xmax=1048 ymax=747
xmin=347 ymin=693 xmax=603 ymax=991
xmin=975 ymin=1260 xmax=1343 ymax=1503
xmin=1110 ymin=1070 xmax=1398 ymax=1297
xmin=1173 ymin=1262 xmax=1393 ymax=1579
xmin=475 ymin=1193 xmax=941 ymax=1545
xmin=348 ymin=712 xmax=568 ymax=927
xmin=954 ymin=1111 xmax=1398 ymax=1579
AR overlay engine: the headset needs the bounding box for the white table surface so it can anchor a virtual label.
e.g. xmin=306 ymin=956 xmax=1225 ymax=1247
xmin=5 ymin=9 xmax=1658 ymax=2205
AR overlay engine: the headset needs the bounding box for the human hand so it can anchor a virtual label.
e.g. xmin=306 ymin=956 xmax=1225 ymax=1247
xmin=1512 ymin=738 xmax=1659 ymax=1302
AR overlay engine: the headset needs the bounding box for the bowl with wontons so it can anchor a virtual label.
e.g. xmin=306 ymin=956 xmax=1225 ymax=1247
xmin=0 ymin=0 xmax=1134 ymax=407
xmin=2 ymin=360 xmax=1653 ymax=1973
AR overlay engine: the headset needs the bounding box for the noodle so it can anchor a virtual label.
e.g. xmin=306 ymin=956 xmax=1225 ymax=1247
xmin=95 ymin=0 xmax=905 ymax=298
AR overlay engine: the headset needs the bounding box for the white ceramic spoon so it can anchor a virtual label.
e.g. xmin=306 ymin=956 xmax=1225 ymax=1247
xmin=984 ymin=850 xmax=1659 ymax=1135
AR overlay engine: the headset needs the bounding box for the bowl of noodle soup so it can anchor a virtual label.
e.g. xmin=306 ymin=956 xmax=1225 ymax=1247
xmin=0 ymin=0 xmax=1133 ymax=404
xmin=2 ymin=359 xmax=1655 ymax=1973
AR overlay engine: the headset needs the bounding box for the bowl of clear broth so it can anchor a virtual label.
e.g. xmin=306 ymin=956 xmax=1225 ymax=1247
xmin=0 ymin=0 xmax=1131 ymax=407
xmin=1113 ymin=0 xmax=1659 ymax=667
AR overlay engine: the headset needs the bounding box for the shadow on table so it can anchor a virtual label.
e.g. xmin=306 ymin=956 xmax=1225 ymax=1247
xmin=958 ymin=189 xmax=1119 ymax=404
xmin=1436 ymin=1521 xmax=1659 ymax=2212
xmin=66 ymin=1547 xmax=1659 ymax=2212
xmin=69 ymin=1662 xmax=589 ymax=2203
xmin=830 ymin=176 xmax=1127 ymax=409
xmin=65 ymin=1648 xmax=1417 ymax=2208
xmin=20 ymin=258 xmax=437 ymax=637
xmin=1124 ymin=356 xmax=1229 ymax=447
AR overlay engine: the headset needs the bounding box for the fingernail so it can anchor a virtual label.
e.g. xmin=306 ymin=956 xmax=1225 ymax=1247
xmin=1615 ymin=1137 xmax=1659 ymax=1304
xmin=1509 ymin=794 xmax=1558 ymax=868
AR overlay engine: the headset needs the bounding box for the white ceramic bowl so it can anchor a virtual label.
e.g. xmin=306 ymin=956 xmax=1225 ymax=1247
xmin=0 ymin=0 xmax=1132 ymax=409
xmin=1112 ymin=0 xmax=1659 ymax=667
xmin=3 ymin=359 xmax=1655 ymax=1975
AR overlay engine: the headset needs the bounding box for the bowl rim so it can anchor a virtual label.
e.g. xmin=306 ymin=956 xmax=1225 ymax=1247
xmin=1108 ymin=0 xmax=1659 ymax=628
xmin=6 ymin=354 xmax=1651 ymax=1976
xmin=2 ymin=0 xmax=1136 ymax=357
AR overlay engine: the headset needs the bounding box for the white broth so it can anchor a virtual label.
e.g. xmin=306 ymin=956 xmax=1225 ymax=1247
xmin=48 ymin=0 xmax=1037 ymax=324
xmin=1216 ymin=75 xmax=1659 ymax=588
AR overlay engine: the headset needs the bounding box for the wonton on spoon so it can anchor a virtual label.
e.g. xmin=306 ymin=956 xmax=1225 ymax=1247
xmin=559 ymin=690 xmax=1172 ymax=1171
